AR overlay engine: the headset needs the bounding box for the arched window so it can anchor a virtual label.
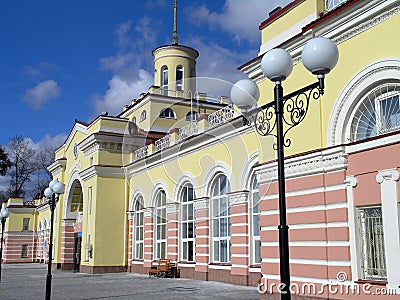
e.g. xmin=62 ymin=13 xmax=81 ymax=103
xmin=161 ymin=66 xmax=168 ymax=95
xmin=350 ymin=83 xmax=400 ymax=142
xmin=211 ymin=174 xmax=231 ymax=263
xmin=250 ymin=174 xmax=261 ymax=265
xmin=160 ymin=108 xmax=175 ymax=119
xmin=140 ymin=110 xmax=147 ymax=122
xmin=132 ymin=116 xmax=136 ymax=124
xmin=180 ymin=183 xmax=195 ymax=261
xmin=176 ymin=65 xmax=183 ymax=91
xmin=133 ymin=196 xmax=144 ymax=260
xmin=186 ymin=111 xmax=199 ymax=121
xmin=154 ymin=190 xmax=167 ymax=259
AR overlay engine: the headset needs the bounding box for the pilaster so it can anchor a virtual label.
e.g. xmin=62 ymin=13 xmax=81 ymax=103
xmin=376 ymin=169 xmax=400 ymax=292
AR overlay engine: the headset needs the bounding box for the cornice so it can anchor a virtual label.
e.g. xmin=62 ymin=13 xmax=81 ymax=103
xmin=256 ymin=146 xmax=347 ymax=183
xmin=242 ymin=0 xmax=399 ymax=82
xmin=47 ymin=159 xmax=67 ymax=176
xmin=79 ymin=165 xmax=125 ymax=181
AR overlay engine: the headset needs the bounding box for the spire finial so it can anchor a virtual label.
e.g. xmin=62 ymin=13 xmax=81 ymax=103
xmin=172 ymin=0 xmax=178 ymax=45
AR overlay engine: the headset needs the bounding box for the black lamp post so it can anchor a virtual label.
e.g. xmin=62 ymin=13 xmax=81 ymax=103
xmin=0 ymin=207 xmax=10 ymax=283
xmin=231 ymin=37 xmax=339 ymax=300
xmin=44 ymin=180 xmax=65 ymax=300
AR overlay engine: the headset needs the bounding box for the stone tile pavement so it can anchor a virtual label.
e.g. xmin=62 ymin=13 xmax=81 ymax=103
xmin=0 ymin=264 xmax=260 ymax=300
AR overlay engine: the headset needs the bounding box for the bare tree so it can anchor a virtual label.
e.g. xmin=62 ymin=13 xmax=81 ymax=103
xmin=30 ymin=145 xmax=55 ymax=197
xmin=0 ymin=146 xmax=11 ymax=176
xmin=7 ymin=135 xmax=37 ymax=198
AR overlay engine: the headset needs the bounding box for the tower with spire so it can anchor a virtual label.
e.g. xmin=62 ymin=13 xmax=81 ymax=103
xmin=152 ymin=0 xmax=198 ymax=98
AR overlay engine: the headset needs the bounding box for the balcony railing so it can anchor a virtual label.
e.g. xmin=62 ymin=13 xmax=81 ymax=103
xmin=135 ymin=145 xmax=148 ymax=160
xmin=155 ymin=134 xmax=171 ymax=151
xmin=179 ymin=122 xmax=199 ymax=140
xmin=208 ymin=105 xmax=235 ymax=126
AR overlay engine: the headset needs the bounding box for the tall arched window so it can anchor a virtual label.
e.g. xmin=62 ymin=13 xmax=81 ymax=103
xmin=176 ymin=65 xmax=183 ymax=91
xmin=161 ymin=66 xmax=168 ymax=95
xmin=211 ymin=174 xmax=231 ymax=263
xmin=160 ymin=108 xmax=176 ymax=119
xmin=154 ymin=190 xmax=167 ymax=259
xmin=250 ymin=174 xmax=261 ymax=265
xmin=180 ymin=183 xmax=195 ymax=261
xmin=140 ymin=110 xmax=147 ymax=122
xmin=133 ymin=196 xmax=144 ymax=260
xmin=350 ymin=82 xmax=400 ymax=142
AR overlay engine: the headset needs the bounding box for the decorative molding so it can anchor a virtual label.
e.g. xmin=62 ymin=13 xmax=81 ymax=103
xmin=238 ymin=151 xmax=259 ymax=191
xmin=61 ymin=219 xmax=75 ymax=227
xmin=332 ymin=3 xmax=400 ymax=46
xmin=166 ymin=202 xmax=179 ymax=215
xmin=376 ymin=169 xmax=400 ymax=184
xmin=228 ymin=191 xmax=249 ymax=207
xmin=79 ymin=165 xmax=125 ymax=181
xmin=143 ymin=207 xmax=154 ymax=219
xmin=193 ymin=198 xmax=209 ymax=211
xmin=345 ymin=176 xmax=358 ymax=188
xmin=127 ymin=212 xmax=135 ymax=220
xmin=256 ymin=147 xmax=347 ymax=183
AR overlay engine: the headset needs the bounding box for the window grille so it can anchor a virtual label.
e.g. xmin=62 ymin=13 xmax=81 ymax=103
xmin=350 ymin=83 xmax=400 ymax=142
xmin=357 ymin=206 xmax=387 ymax=280
xmin=21 ymin=244 xmax=29 ymax=258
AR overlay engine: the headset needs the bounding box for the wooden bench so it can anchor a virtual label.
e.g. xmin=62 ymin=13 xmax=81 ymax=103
xmin=148 ymin=259 xmax=179 ymax=278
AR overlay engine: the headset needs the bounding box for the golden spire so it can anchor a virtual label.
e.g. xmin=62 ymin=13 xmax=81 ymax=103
xmin=172 ymin=0 xmax=178 ymax=45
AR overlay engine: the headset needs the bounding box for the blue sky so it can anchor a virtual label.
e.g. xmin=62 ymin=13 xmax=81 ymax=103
xmin=0 ymin=0 xmax=292 ymax=148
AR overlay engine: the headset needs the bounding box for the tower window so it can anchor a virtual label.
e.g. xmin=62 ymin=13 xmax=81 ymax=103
xmin=161 ymin=66 xmax=168 ymax=95
xmin=176 ymin=65 xmax=183 ymax=91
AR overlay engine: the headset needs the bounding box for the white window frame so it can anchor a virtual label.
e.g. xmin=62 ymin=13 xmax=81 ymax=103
xmin=180 ymin=183 xmax=195 ymax=262
xmin=176 ymin=65 xmax=184 ymax=91
xmin=211 ymin=174 xmax=231 ymax=263
xmin=133 ymin=196 xmax=144 ymax=260
xmin=160 ymin=108 xmax=176 ymax=119
xmin=154 ymin=190 xmax=167 ymax=260
xmin=161 ymin=66 xmax=168 ymax=95
xmin=140 ymin=110 xmax=147 ymax=122
xmin=249 ymin=174 xmax=261 ymax=265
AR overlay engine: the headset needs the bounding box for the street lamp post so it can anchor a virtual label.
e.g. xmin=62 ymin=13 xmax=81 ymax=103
xmin=44 ymin=180 xmax=65 ymax=300
xmin=231 ymin=37 xmax=339 ymax=300
xmin=0 ymin=207 xmax=10 ymax=283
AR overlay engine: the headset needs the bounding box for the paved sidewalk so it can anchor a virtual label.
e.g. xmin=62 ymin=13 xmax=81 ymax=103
xmin=0 ymin=264 xmax=260 ymax=300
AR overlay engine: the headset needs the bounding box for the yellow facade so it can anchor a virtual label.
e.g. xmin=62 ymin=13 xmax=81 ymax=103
xmin=2 ymin=1 xmax=399 ymax=292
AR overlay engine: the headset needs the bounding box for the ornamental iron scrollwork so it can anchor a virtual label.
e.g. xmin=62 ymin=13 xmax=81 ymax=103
xmin=252 ymin=81 xmax=323 ymax=149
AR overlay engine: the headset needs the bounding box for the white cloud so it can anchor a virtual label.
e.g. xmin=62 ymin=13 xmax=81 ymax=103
xmin=22 ymin=79 xmax=61 ymax=110
xmin=188 ymin=37 xmax=256 ymax=97
xmin=92 ymin=16 xmax=158 ymax=117
xmin=92 ymin=69 xmax=153 ymax=116
xmin=186 ymin=0 xmax=293 ymax=44
xmin=36 ymin=133 xmax=67 ymax=149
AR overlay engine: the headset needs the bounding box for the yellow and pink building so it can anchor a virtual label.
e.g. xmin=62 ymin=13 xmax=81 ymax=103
xmin=1 ymin=0 xmax=400 ymax=298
